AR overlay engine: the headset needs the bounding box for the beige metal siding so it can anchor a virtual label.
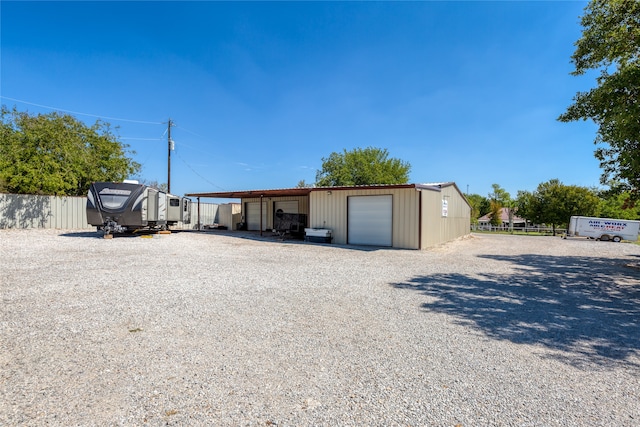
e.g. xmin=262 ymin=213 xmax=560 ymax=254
xmin=420 ymin=189 xmax=443 ymax=248
xmin=0 ymin=194 xmax=90 ymax=229
xmin=396 ymin=189 xmax=420 ymax=249
xmin=218 ymin=203 xmax=242 ymax=230
xmin=242 ymin=196 xmax=309 ymax=229
xmin=310 ymin=188 xmax=420 ymax=249
xmin=50 ymin=195 xmax=89 ymax=229
xmin=420 ymin=185 xmax=471 ymax=248
xmin=440 ymin=184 xmax=471 ymax=242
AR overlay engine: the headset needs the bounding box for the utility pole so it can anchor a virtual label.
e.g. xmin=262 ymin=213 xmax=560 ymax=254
xmin=167 ymin=119 xmax=174 ymax=193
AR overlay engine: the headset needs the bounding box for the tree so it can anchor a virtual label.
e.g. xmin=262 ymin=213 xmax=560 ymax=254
xmin=515 ymin=190 xmax=539 ymax=227
xmin=296 ymin=179 xmax=312 ymax=188
xmin=0 ymin=106 xmax=140 ymax=196
xmin=597 ymin=189 xmax=640 ymax=219
xmin=516 ymin=179 xmax=600 ymax=235
xmin=141 ymin=179 xmax=168 ymax=193
xmin=466 ymin=193 xmax=490 ymax=225
xmin=488 ymin=183 xmax=510 ymax=205
xmin=315 ymin=147 xmax=411 ymax=187
xmin=488 ymin=200 xmax=503 ymax=227
xmin=558 ymin=0 xmax=640 ymax=194
xmin=487 ymin=184 xmax=511 ymax=228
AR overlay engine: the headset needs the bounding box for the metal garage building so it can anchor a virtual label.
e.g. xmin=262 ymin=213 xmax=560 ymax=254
xmin=187 ymin=183 xmax=470 ymax=250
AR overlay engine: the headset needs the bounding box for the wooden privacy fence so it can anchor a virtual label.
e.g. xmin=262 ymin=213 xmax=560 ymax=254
xmin=0 ymin=193 xmax=218 ymax=230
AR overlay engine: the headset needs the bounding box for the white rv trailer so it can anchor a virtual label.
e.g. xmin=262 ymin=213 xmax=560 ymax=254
xmin=87 ymin=181 xmax=191 ymax=235
xmin=566 ymin=216 xmax=640 ymax=242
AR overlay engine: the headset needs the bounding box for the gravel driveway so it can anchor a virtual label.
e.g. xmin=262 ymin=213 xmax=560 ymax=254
xmin=2 ymin=230 xmax=639 ymax=426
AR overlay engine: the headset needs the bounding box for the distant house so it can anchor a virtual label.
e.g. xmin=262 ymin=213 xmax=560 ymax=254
xmin=477 ymin=207 xmax=526 ymax=229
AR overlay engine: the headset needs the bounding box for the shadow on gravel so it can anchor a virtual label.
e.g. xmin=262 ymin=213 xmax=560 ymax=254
xmin=194 ymin=230 xmax=387 ymax=251
xmin=391 ymin=254 xmax=640 ymax=369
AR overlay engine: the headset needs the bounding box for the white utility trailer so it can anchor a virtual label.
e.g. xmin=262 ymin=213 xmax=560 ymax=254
xmin=566 ymin=216 xmax=640 ymax=242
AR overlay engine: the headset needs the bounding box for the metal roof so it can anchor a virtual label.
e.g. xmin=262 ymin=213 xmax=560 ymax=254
xmin=185 ymin=187 xmax=313 ymax=199
xmin=185 ymin=183 xmax=454 ymax=199
xmin=186 ymin=181 xmax=471 ymax=208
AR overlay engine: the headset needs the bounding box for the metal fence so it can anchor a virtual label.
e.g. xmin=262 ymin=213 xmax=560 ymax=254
xmin=0 ymin=193 xmax=218 ymax=230
xmin=472 ymin=224 xmax=567 ymax=234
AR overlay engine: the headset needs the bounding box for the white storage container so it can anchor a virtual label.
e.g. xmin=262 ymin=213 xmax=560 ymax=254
xmin=304 ymin=228 xmax=332 ymax=243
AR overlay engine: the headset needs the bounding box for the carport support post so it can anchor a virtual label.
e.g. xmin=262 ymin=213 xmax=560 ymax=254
xmin=197 ymin=197 xmax=201 ymax=230
xmin=260 ymin=194 xmax=263 ymax=236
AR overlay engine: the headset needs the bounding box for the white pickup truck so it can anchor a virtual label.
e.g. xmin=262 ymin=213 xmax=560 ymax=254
xmin=566 ymin=216 xmax=640 ymax=242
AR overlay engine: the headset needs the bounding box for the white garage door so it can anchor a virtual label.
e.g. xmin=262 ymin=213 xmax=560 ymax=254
xmin=246 ymin=202 xmax=267 ymax=231
xmin=274 ymin=200 xmax=298 ymax=215
xmin=348 ymin=195 xmax=392 ymax=246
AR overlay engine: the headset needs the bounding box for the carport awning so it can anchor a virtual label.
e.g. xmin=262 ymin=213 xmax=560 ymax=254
xmin=186 ymin=188 xmax=313 ymax=199
xmin=186 ymin=182 xmax=463 ymax=200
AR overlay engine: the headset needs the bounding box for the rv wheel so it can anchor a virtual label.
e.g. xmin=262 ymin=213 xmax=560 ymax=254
xmin=600 ymin=234 xmax=610 ymax=241
xmin=613 ymin=236 xmax=622 ymax=243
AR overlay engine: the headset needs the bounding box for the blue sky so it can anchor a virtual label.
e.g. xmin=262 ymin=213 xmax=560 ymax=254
xmin=1 ymin=1 xmax=600 ymax=199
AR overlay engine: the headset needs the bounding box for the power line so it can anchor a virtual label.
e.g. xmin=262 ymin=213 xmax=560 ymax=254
xmin=3 ymin=96 xmax=225 ymax=190
xmin=0 ymin=96 xmax=163 ymax=125
xmin=175 ymin=124 xmax=206 ymax=139
xmin=174 ymin=151 xmax=226 ymax=191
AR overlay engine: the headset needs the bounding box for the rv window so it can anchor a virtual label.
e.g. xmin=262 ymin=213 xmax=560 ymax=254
xmin=169 ymin=198 xmax=180 ymax=207
xmin=101 ymin=195 xmax=130 ymax=209
xmin=98 ymin=188 xmax=132 ymax=210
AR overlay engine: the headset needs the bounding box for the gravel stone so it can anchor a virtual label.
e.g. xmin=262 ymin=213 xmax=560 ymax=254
xmin=1 ymin=229 xmax=639 ymax=426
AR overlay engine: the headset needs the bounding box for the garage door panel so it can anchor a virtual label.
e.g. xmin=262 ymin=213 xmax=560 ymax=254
xmin=348 ymin=195 xmax=392 ymax=246
xmin=246 ymin=202 xmax=267 ymax=231
xmin=274 ymin=201 xmax=298 ymax=214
